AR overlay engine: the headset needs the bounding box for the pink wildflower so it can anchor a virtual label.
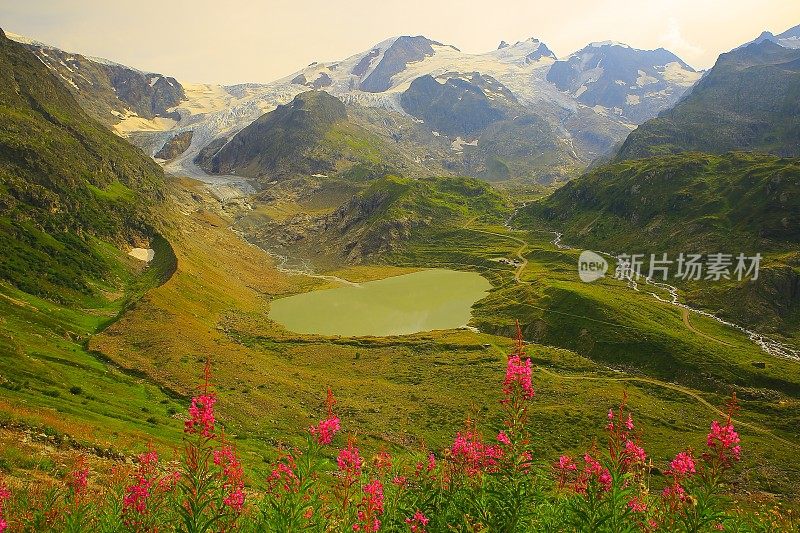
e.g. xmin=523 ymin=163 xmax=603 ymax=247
xmin=184 ymin=393 xmax=217 ymax=438
xmin=310 ymin=388 xmax=340 ymax=444
xmin=577 ymin=453 xmax=612 ymax=493
xmin=123 ymin=449 xmax=162 ymax=521
xmin=337 ymin=440 xmax=363 ymax=481
xmin=405 ymin=510 xmax=430 ymax=532
xmin=503 ymin=354 xmax=534 ymax=401
xmin=214 ymin=445 xmax=245 ymax=513
xmin=450 ymin=430 xmax=504 ymax=476
xmin=628 ymin=497 xmax=647 ymax=513
xmin=353 ymin=479 xmax=384 ymax=532
xmin=669 ymin=451 xmax=696 ymax=477
xmin=224 ymin=488 xmax=245 ymax=512
xmin=625 ymin=413 xmax=634 ymax=430
xmin=662 ymin=483 xmax=687 ymax=501
xmin=310 ymin=416 xmax=341 ymax=445
xmin=0 ymin=484 xmax=9 ymax=533
xmin=267 ymin=453 xmax=299 ymax=495
xmin=391 ymin=475 xmax=408 ymax=488
xmin=706 ymin=420 xmax=741 ymax=463
xmin=558 ymin=455 xmax=577 ymax=471
xmin=69 ymin=461 xmax=89 ymax=496
xmin=497 ymin=430 xmax=511 ymax=445
xmin=623 ymin=440 xmax=647 ymax=465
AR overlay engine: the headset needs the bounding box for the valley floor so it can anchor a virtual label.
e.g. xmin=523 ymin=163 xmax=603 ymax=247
xmin=2 ymin=175 xmax=799 ymax=502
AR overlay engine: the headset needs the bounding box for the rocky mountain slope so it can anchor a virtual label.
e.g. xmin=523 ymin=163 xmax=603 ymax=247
xmin=0 ymin=28 xmax=165 ymax=303
xmin=515 ymin=152 xmax=800 ymax=337
xmin=516 ymin=26 xmax=800 ymax=339
xmin=194 ymin=91 xmax=432 ymax=184
xmin=240 ymin=174 xmax=508 ymax=267
xmin=739 ymin=22 xmax=800 ymax=50
xmin=547 ymin=42 xmax=700 ymax=123
xmin=7 ymin=32 xmax=185 ymax=130
xmin=616 ymin=39 xmax=800 ymax=160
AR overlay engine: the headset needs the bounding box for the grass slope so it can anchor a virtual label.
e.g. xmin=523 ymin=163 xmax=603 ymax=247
xmin=515 ymin=152 xmax=800 ymax=340
xmin=83 ymin=178 xmax=800 ymax=495
xmin=0 ymin=28 xmax=165 ymax=304
xmin=616 ymin=40 xmax=800 ymax=160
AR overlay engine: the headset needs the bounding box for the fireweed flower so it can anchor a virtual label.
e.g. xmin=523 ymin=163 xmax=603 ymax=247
xmin=0 ymin=484 xmax=9 ymax=533
xmin=706 ymin=420 xmax=741 ymax=464
xmin=69 ymin=460 xmax=89 ymax=497
xmin=337 ymin=440 xmax=363 ymax=483
xmin=123 ymin=449 xmax=162 ymax=521
xmin=391 ymin=475 xmax=408 ymax=488
xmin=310 ymin=388 xmax=340 ymax=445
xmin=184 ymin=393 xmax=217 ymax=438
xmin=310 ymin=416 xmax=341 ymax=445
xmin=450 ymin=430 xmax=504 ymax=477
xmin=668 ymin=451 xmax=696 ymax=477
xmin=497 ymin=430 xmax=511 ymax=446
xmin=576 ymin=453 xmax=612 ymax=493
xmin=405 ymin=510 xmax=430 ymax=533
xmin=628 ymin=497 xmax=648 ymax=513
xmin=213 ymin=445 xmax=245 ymax=512
xmin=266 ymin=452 xmax=300 ymax=495
xmin=502 ymin=355 xmax=534 ymax=401
xmin=353 ymin=479 xmax=384 ymax=532
xmin=558 ymin=455 xmax=577 ymax=471
xmin=623 ymin=440 xmax=647 ymax=465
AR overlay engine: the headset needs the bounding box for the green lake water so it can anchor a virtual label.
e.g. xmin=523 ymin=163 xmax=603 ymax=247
xmin=269 ymin=269 xmax=491 ymax=336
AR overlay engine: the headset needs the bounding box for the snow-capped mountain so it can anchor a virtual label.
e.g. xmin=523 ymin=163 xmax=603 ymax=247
xmin=738 ymin=23 xmax=800 ymax=50
xmin=546 ymin=42 xmax=701 ymax=123
xmin=5 ymin=31 xmax=702 ymax=184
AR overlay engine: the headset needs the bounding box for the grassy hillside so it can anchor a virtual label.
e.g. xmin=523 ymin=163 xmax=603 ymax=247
xmin=195 ymin=91 xmax=426 ymax=185
xmin=515 ymin=152 xmax=800 ymax=341
xmin=0 ymin=28 xmax=165 ymax=304
xmin=237 ymin=174 xmax=510 ymax=269
xmin=518 ymin=152 xmax=799 ymax=252
xmin=616 ymin=41 xmax=800 ymax=160
xmin=82 ymin=177 xmax=800 ymax=497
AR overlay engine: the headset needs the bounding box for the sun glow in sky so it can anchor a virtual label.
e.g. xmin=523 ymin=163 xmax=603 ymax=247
xmin=2 ymin=0 xmax=798 ymax=84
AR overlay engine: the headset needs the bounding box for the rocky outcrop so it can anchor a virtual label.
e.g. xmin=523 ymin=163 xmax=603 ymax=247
xmin=400 ymin=73 xmax=515 ymax=136
xmin=155 ymin=131 xmax=193 ymax=160
xmin=195 ymin=91 xmax=347 ymax=179
xmin=11 ymin=37 xmax=185 ymax=127
xmin=360 ymin=36 xmax=443 ymax=93
xmin=547 ymin=42 xmax=699 ymax=123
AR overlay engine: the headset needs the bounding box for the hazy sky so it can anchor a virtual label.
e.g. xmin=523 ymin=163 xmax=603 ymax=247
xmin=2 ymin=0 xmax=799 ymax=85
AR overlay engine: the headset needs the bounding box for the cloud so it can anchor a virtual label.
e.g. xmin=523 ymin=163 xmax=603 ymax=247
xmin=661 ymin=17 xmax=704 ymax=59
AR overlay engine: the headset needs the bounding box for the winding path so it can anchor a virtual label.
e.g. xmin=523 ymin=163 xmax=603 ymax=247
xmin=535 ymin=366 xmax=799 ymax=450
xmin=462 ymin=218 xmax=529 ymax=284
xmin=681 ymin=308 xmax=733 ymax=347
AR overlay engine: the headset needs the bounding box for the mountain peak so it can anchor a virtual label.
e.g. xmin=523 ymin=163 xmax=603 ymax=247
xmin=587 ymin=40 xmax=631 ymax=49
xmin=498 ymin=40 xmax=510 ymax=49
xmin=738 ymin=24 xmax=800 ymax=50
